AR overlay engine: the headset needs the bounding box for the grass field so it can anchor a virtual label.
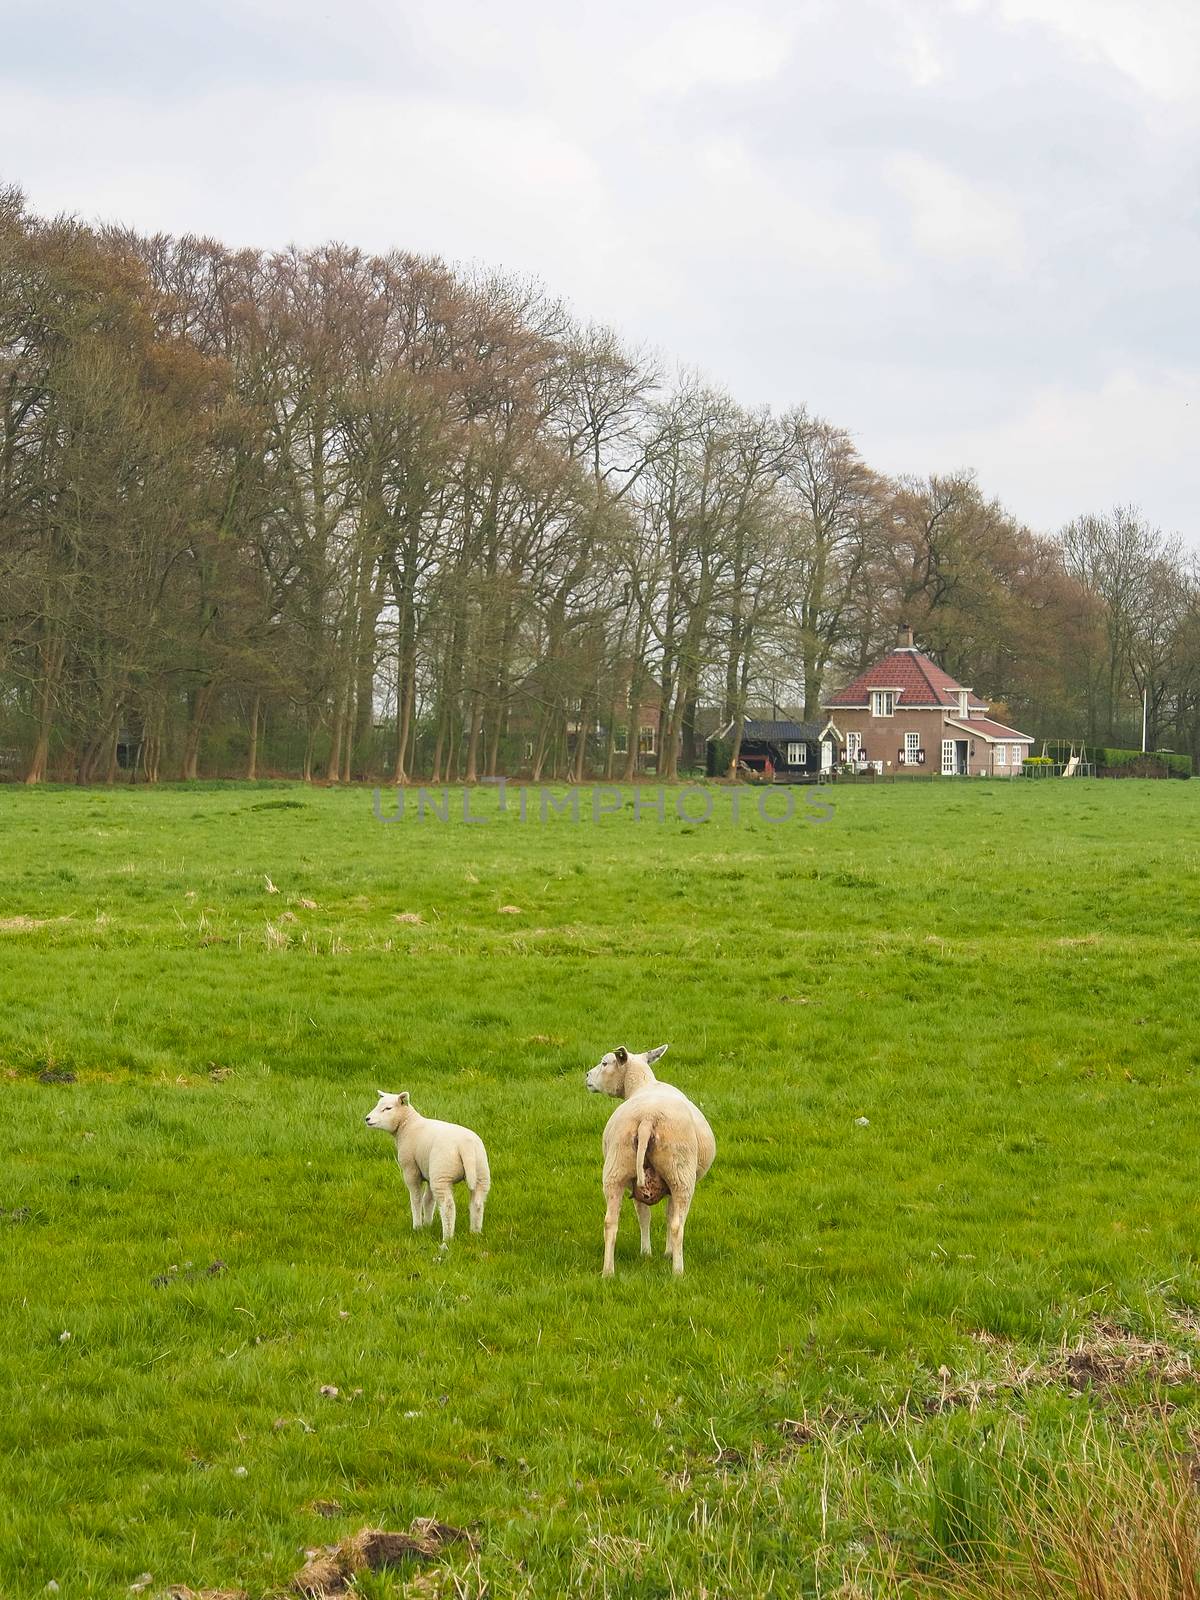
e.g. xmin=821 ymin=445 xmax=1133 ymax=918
xmin=3 ymin=777 xmax=1200 ymax=1599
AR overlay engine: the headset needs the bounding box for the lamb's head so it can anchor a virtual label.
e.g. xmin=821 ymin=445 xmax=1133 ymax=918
xmin=364 ymin=1089 xmax=413 ymax=1133
xmin=586 ymin=1043 xmax=669 ymax=1098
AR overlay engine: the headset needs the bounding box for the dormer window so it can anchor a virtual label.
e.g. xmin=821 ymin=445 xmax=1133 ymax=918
xmin=871 ymin=690 xmax=896 ymax=717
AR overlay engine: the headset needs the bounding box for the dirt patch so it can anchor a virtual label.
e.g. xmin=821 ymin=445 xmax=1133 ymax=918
xmin=37 ymin=1068 xmax=76 ymax=1084
xmin=0 ymin=916 xmax=48 ymax=932
xmin=293 ymin=1521 xmax=476 ymax=1596
xmin=166 ymin=1589 xmax=248 ymax=1599
xmin=1055 ymin=1320 xmax=1194 ymax=1391
xmin=151 ymin=1260 xmax=226 ymax=1289
xmin=924 ymin=1318 xmax=1196 ymax=1415
xmin=779 ymin=1407 xmax=865 ymax=1446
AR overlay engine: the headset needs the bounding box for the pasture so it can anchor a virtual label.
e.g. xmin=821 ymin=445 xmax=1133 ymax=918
xmin=2 ymin=778 xmax=1200 ymax=1598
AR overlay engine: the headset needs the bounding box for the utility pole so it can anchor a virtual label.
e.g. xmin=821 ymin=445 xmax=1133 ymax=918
xmin=1142 ymin=687 xmax=1148 ymax=753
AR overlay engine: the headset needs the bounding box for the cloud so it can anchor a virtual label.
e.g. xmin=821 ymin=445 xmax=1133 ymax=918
xmin=989 ymin=0 xmax=1200 ymax=105
xmin=887 ymin=153 xmax=1027 ymax=272
xmin=870 ymin=368 xmax=1200 ymax=535
xmin=627 ymin=9 xmax=794 ymax=94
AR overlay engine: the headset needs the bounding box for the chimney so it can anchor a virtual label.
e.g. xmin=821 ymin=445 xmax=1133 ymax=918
xmin=898 ymin=621 xmax=914 ymax=649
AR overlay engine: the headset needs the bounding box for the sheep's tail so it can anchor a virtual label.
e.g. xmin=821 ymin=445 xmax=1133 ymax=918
xmin=635 ymin=1117 xmax=655 ymax=1188
xmin=462 ymin=1140 xmax=480 ymax=1193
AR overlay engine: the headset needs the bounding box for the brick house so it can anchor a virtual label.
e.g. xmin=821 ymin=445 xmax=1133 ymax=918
xmin=820 ymin=626 xmax=1034 ymax=777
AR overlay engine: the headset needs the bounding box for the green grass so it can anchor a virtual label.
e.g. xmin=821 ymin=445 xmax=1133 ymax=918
xmin=2 ymin=778 xmax=1200 ymax=1598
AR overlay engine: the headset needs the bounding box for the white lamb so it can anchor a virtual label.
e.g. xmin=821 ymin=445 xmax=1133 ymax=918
xmin=585 ymin=1044 xmax=716 ymax=1277
xmin=365 ymin=1091 xmax=490 ymax=1243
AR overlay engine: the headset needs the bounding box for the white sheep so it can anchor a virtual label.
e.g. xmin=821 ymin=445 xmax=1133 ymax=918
xmin=585 ymin=1044 xmax=716 ymax=1277
xmin=365 ymin=1091 xmax=490 ymax=1242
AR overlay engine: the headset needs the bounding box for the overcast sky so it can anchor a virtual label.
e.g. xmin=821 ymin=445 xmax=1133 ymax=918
xmin=4 ymin=0 xmax=1199 ymax=540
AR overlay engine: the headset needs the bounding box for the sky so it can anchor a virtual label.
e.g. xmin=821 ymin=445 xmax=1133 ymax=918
xmin=3 ymin=0 xmax=1199 ymax=540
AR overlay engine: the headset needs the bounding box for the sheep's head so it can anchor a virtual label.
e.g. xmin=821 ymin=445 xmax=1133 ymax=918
xmin=365 ymin=1090 xmax=413 ymax=1132
xmin=586 ymin=1044 xmax=668 ymax=1098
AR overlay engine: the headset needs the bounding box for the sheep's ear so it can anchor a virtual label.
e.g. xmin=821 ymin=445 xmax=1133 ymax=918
xmin=646 ymin=1044 xmax=669 ymax=1064
xmin=615 ymin=1046 xmax=628 ymax=1064
xmin=398 ymin=1091 xmax=410 ymax=1106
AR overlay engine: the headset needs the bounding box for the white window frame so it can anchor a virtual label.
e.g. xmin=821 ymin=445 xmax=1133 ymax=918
xmin=638 ymin=724 xmax=656 ymax=756
xmin=786 ymin=741 xmax=806 ymax=767
xmin=1011 ymin=744 xmax=1025 ymax=768
xmin=524 ymin=739 xmax=534 ymax=761
xmin=870 ymin=690 xmax=896 ymax=717
xmin=904 ymin=731 xmax=920 ymax=765
xmin=846 ymin=731 xmax=862 ymax=760
xmin=996 ymin=742 xmax=1007 ymax=766
xmin=941 ymin=739 xmax=956 ymax=776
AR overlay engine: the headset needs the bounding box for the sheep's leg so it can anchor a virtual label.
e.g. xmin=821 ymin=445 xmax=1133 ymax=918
xmin=634 ymin=1199 xmax=653 ymax=1257
xmin=421 ymin=1186 xmax=437 ymax=1227
xmin=469 ymin=1184 xmax=487 ymax=1235
xmin=434 ymin=1185 xmax=456 ymax=1243
xmin=663 ymin=1193 xmax=675 ymax=1257
xmin=602 ymin=1186 xmax=623 ymax=1277
xmin=668 ymin=1188 xmax=693 ymax=1276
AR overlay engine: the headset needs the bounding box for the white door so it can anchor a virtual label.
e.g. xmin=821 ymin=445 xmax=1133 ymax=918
xmin=941 ymin=739 xmax=956 ymax=776
xmin=821 ymin=740 xmax=833 ymax=772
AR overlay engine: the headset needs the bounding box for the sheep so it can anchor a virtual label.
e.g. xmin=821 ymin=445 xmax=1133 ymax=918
xmin=585 ymin=1044 xmax=715 ymax=1277
xmin=364 ymin=1091 xmax=490 ymax=1243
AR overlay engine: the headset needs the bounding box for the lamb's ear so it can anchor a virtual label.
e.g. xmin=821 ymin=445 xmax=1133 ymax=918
xmin=398 ymin=1091 xmax=410 ymax=1106
xmin=646 ymin=1044 xmax=669 ymax=1064
xmin=615 ymin=1046 xmax=628 ymax=1064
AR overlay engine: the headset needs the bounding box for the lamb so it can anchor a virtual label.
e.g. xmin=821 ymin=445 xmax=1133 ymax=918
xmin=365 ymin=1091 xmax=490 ymax=1243
xmin=585 ymin=1044 xmax=715 ymax=1277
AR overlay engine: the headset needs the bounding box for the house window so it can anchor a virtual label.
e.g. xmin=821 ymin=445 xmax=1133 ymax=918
xmin=638 ymin=725 xmax=656 ymax=756
xmin=904 ymin=732 xmax=920 ymax=765
xmin=786 ymin=741 xmax=806 ymax=767
xmin=1012 ymin=745 xmax=1025 ymax=768
xmin=870 ymin=690 xmax=895 ymax=717
xmin=847 ymin=731 xmax=862 ymax=760
xmin=996 ymin=743 xmax=1007 ymax=766
xmin=613 ymin=727 xmax=628 ymax=755
xmin=941 ymin=739 xmax=956 ymax=776
xmin=524 ymin=739 xmax=534 ymax=761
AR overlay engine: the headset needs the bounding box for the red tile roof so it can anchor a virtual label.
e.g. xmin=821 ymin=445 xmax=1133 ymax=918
xmin=825 ymin=647 xmax=989 ymax=711
xmin=944 ymin=715 xmax=1033 ymax=742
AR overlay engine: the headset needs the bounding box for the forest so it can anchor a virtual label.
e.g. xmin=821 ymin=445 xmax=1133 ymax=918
xmin=2 ymin=183 xmax=1196 ymax=784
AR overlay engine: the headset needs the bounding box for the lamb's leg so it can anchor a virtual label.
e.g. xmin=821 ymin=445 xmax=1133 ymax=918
xmin=405 ymin=1174 xmax=427 ymax=1230
xmin=469 ymin=1183 xmax=487 ymax=1235
xmin=421 ymin=1186 xmax=437 ymax=1227
xmin=434 ymin=1185 xmax=456 ymax=1243
xmin=634 ymin=1199 xmax=653 ymax=1257
xmin=602 ymin=1185 xmax=623 ymax=1277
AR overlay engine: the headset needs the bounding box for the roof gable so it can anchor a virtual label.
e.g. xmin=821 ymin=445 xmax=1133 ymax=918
xmin=824 ymin=647 xmax=988 ymax=711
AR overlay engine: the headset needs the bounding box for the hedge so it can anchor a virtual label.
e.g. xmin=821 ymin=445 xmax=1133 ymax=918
xmin=1090 ymin=747 xmax=1192 ymax=778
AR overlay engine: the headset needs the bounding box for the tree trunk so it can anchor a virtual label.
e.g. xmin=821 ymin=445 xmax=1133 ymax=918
xmin=182 ymin=684 xmax=213 ymax=781
xmin=246 ymin=693 xmax=261 ymax=781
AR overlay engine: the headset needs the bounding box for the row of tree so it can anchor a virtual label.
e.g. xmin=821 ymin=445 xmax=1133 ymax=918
xmin=2 ymin=186 xmax=1196 ymax=784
